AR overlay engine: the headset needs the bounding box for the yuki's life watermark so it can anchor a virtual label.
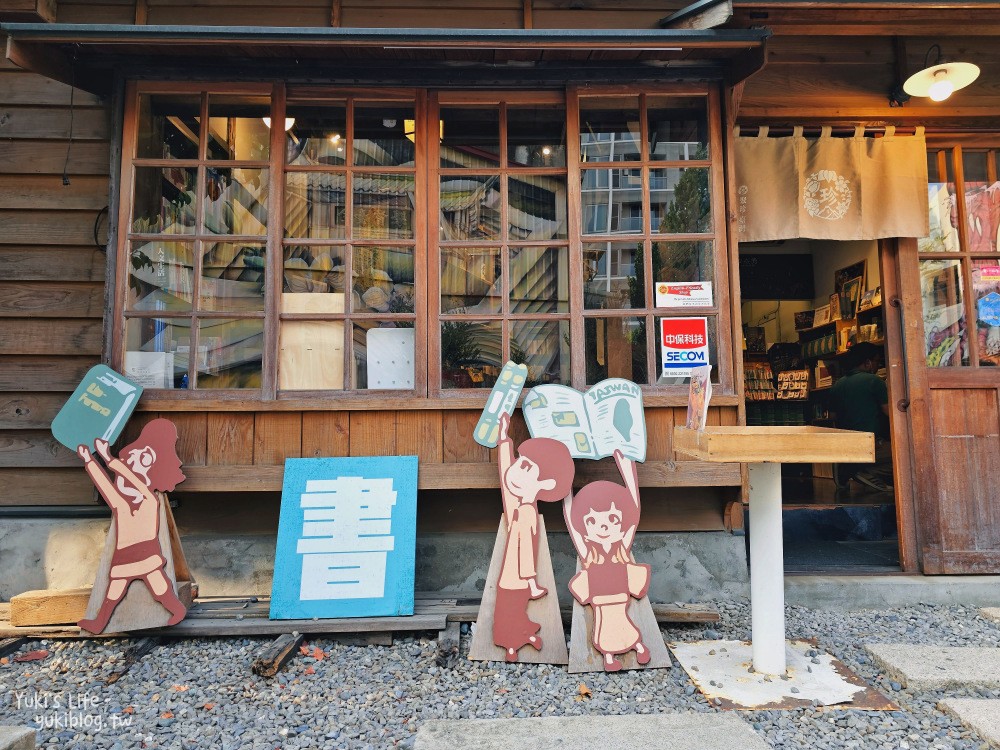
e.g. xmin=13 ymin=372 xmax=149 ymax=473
xmin=11 ymin=690 xmax=133 ymax=732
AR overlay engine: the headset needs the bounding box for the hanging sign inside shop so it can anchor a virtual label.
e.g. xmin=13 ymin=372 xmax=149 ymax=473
xmin=979 ymin=291 xmax=1000 ymax=326
xmin=271 ymin=456 xmax=418 ymax=620
xmin=655 ymin=281 xmax=713 ymax=309
xmin=660 ymin=317 xmax=710 ymax=378
xmin=51 ymin=365 xmax=143 ymax=452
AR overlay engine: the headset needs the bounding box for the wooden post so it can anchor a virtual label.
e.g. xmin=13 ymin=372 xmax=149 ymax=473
xmin=747 ymin=461 xmax=785 ymax=675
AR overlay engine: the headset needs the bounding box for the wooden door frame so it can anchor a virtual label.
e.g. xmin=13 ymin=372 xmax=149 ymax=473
xmin=879 ymin=237 xmax=924 ymax=572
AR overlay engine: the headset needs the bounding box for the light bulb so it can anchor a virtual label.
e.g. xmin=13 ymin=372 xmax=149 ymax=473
xmin=541 ymin=146 xmax=552 ymax=156
xmin=928 ymin=76 xmax=955 ymax=101
xmin=262 ymin=117 xmax=295 ymax=131
xmin=329 ymin=133 xmax=342 ymax=144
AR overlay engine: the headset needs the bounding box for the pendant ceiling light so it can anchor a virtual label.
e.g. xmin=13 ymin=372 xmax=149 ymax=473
xmin=903 ymin=44 xmax=980 ymax=102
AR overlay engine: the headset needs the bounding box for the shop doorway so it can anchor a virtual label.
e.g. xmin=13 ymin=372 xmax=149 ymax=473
xmin=738 ymin=239 xmax=902 ymax=572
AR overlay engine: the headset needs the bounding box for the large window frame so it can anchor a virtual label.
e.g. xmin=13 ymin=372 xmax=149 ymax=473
xmin=112 ymin=81 xmax=734 ymax=408
xmin=920 ymin=141 xmax=1000 ymax=374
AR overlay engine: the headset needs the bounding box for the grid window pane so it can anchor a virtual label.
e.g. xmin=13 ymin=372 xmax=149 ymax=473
xmin=508 ymin=174 xmax=567 ymax=240
xmin=286 ymin=103 xmax=347 ymax=166
xmin=921 ymin=258 xmax=968 ymax=367
xmin=583 ymin=241 xmax=640 ymax=310
xmin=653 ymin=240 xmax=714 ymax=287
xmin=581 ymin=169 xmax=643 ymax=235
xmin=512 ymin=319 xmax=571 ymax=386
xmin=511 ymin=247 xmax=568 ymax=314
xmin=656 ymin=316 xmax=718 ymax=385
xmin=579 ymin=97 xmax=641 ymax=163
xmin=440 ymin=174 xmax=502 ymax=240
xmin=136 ymin=94 xmax=200 ymax=160
xmin=353 ymin=172 xmax=415 ymax=240
xmin=441 ymin=247 xmax=501 ymax=314
xmin=354 ymin=103 xmax=416 ymax=167
xmin=920 ymin=151 xmax=959 ymax=253
xmin=285 ymin=172 xmax=346 ymax=239
xmin=354 ymin=322 xmax=416 ymax=390
xmin=585 ymin=316 xmax=647 ymax=385
xmin=132 ymin=167 xmax=197 ymax=234
xmin=283 ymin=245 xmax=347 ymax=295
xmin=353 ymin=246 xmax=415 ymax=313
xmin=207 ymin=95 xmax=271 ymax=161
xmin=203 ymin=168 xmax=269 ymax=236
xmin=197 ymin=318 xmax=264 ymax=389
xmin=651 ymin=167 xmax=711 ymax=234
xmin=127 ymin=240 xmax=194 ymax=312
xmin=646 ymin=96 xmax=709 ymax=161
xmin=507 ymin=106 xmax=566 ymax=167
xmin=200 ymin=243 xmax=266 ymax=312
xmin=124 ymin=317 xmax=191 ymax=389
xmin=440 ymin=107 xmax=500 ymax=168
xmin=441 ymin=320 xmax=502 ymax=389
xmin=972 ymin=259 xmax=1000 ymax=366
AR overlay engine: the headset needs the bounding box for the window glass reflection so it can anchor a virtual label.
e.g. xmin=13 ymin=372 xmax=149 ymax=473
xmin=353 ymin=173 xmax=415 ymax=240
xmin=286 ymin=103 xmax=347 ymax=166
xmin=285 ymin=172 xmax=346 ymax=239
xmin=136 ymin=94 xmax=200 ymax=160
xmin=354 ymin=103 xmax=416 ymax=167
xmin=197 ymin=318 xmax=264 ymax=389
xmin=585 ymin=316 xmax=646 ymax=385
xmin=440 ymin=107 xmax=500 ymax=168
xmin=579 ymin=97 xmax=641 ymax=163
xmin=207 ymin=95 xmax=271 ymax=161
xmin=646 ymin=96 xmax=709 ymax=161
xmin=583 ymin=241 xmax=640 ymax=310
xmin=441 ymin=247 xmax=501 ymax=314
xmin=508 ymin=174 xmax=567 ymax=240
xmin=512 ymin=319 xmax=571 ymax=386
xmin=203 ymin=168 xmax=269 ymax=236
xmin=132 ymin=167 xmax=197 ymax=234
xmin=508 ymin=106 xmax=566 ymax=167
xmin=441 ymin=320 xmax=502 ymax=389
xmin=581 ymin=169 xmax=643 ymax=235
xmin=440 ymin=174 xmax=502 ymax=240
xmin=921 ymin=258 xmax=968 ymax=366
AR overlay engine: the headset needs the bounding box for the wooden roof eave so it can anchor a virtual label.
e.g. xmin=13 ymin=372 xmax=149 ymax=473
xmin=0 ymin=23 xmax=770 ymax=96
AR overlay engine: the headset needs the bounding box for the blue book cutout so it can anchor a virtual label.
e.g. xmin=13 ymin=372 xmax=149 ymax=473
xmin=51 ymin=365 xmax=143 ymax=451
xmin=473 ymin=361 xmax=528 ymax=448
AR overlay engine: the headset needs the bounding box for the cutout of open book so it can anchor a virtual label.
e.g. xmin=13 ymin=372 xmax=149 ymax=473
xmin=522 ymin=378 xmax=646 ymax=462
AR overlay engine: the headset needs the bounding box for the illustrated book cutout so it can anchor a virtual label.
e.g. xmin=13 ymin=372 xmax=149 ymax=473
xmin=468 ymin=515 xmax=568 ymax=665
xmin=473 ymin=362 xmax=528 ymax=448
xmin=522 ymin=378 xmax=646 ymax=461
xmin=78 ymin=418 xmax=191 ymax=634
xmin=469 ymin=404 xmax=574 ymax=665
xmin=51 ymin=365 xmax=142 ymax=452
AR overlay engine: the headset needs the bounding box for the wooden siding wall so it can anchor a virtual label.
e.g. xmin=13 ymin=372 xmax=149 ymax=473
xmin=54 ymin=0 xmax=685 ymax=28
xmin=739 ymin=36 xmax=1000 ymax=127
xmin=0 ymin=33 xmax=109 ymax=505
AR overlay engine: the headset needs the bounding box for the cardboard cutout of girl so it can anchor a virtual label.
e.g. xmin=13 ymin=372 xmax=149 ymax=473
xmin=76 ymin=418 xmax=187 ymax=634
xmin=494 ymin=413 xmax=575 ymax=661
xmin=564 ymin=450 xmax=652 ymax=672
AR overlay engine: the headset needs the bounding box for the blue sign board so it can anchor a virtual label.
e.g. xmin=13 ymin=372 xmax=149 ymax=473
xmin=270 ymin=456 xmax=418 ymax=620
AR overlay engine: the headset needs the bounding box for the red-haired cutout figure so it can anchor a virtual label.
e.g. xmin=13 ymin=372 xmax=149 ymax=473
xmin=565 ymin=450 xmax=652 ymax=672
xmin=76 ymin=418 xmax=187 ymax=634
xmin=493 ymin=413 xmax=575 ymax=662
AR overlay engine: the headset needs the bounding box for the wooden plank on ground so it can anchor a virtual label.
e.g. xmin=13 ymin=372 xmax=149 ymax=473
xmin=251 ymin=632 xmax=304 ymax=678
xmin=436 ymin=621 xmax=461 ymax=669
xmin=11 ymin=582 xmax=195 ymax=627
xmin=105 ymin=637 xmax=160 ymax=684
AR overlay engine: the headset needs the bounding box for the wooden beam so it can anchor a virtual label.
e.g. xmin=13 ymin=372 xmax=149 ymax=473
xmin=0 ymin=0 xmax=56 ymax=23
xmin=10 ymin=583 xmax=194 ymax=627
xmin=178 ymin=460 xmax=741 ymax=492
xmin=5 ymin=37 xmax=106 ymax=95
xmin=660 ymin=0 xmax=734 ymax=29
xmin=330 ymin=0 xmax=341 ymax=27
xmin=522 ymin=0 xmax=533 ymax=29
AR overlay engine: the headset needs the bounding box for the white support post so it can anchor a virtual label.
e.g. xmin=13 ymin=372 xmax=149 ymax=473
xmin=747 ymin=461 xmax=786 ymax=676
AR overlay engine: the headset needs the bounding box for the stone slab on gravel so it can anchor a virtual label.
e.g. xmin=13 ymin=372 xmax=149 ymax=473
xmin=939 ymin=699 xmax=1000 ymax=748
xmin=415 ymin=714 xmax=769 ymax=750
xmin=0 ymin=727 xmax=34 ymax=750
xmin=866 ymin=645 xmax=1000 ymax=690
xmin=982 ymin=608 xmax=1000 ymax=624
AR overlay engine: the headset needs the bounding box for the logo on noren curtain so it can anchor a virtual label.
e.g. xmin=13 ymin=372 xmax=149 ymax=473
xmin=803 ymin=169 xmax=852 ymax=220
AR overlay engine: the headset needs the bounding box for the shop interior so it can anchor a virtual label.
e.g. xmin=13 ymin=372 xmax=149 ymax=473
xmin=738 ymin=239 xmax=900 ymax=572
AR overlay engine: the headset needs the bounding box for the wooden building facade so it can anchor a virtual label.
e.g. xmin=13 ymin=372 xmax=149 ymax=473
xmin=1 ymin=0 xmax=998 ymax=578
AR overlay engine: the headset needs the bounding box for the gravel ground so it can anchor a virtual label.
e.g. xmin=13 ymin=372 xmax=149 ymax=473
xmin=2 ymin=601 xmax=999 ymax=750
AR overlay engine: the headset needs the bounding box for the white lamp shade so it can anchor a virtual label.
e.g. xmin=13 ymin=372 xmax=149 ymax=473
xmin=903 ymin=61 xmax=980 ymax=99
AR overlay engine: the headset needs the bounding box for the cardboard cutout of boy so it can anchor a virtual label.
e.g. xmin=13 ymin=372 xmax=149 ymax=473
xmin=77 ymin=418 xmax=188 ymax=634
xmin=564 ymin=450 xmax=651 ymax=671
xmin=469 ymin=412 xmax=574 ymax=665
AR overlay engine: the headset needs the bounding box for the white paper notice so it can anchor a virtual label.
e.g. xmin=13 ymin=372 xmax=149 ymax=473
xmin=655 ymin=281 xmax=713 ymax=308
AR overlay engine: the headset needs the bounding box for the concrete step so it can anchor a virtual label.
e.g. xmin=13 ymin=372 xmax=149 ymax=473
xmin=940 ymin=699 xmax=1000 ymax=749
xmin=0 ymin=727 xmax=34 ymax=750
xmin=414 ymin=714 xmax=769 ymax=750
xmin=786 ymin=575 xmax=1000 ymax=610
xmin=866 ymin=644 xmax=1000 ymax=690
